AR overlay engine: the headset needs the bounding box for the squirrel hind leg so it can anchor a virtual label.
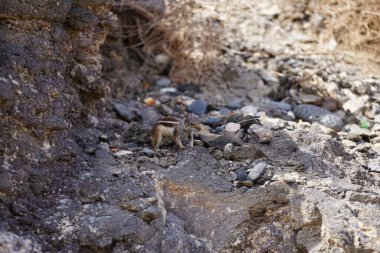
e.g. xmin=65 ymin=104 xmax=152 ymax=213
xmin=152 ymin=128 xmax=163 ymax=151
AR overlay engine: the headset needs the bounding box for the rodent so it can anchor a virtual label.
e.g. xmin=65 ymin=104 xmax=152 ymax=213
xmin=152 ymin=115 xmax=202 ymax=151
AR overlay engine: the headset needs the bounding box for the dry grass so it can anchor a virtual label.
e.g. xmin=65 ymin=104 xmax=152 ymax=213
xmin=285 ymin=0 xmax=380 ymax=60
xmin=111 ymin=0 xmax=225 ymax=85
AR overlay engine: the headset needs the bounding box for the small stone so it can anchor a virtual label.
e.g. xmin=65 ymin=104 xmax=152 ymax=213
xmin=204 ymin=117 xmax=223 ymax=126
xmin=155 ymin=77 xmax=171 ymax=87
xmin=227 ymin=98 xmax=243 ymax=109
xmin=212 ymin=149 xmax=224 ymax=160
xmin=113 ymin=102 xmax=138 ymax=122
xmin=237 ymin=180 xmax=254 ymax=188
xmin=322 ymin=98 xmax=339 ymax=112
xmin=114 ymin=150 xmax=133 ymax=157
xmin=226 ymin=172 xmax=237 ymax=181
xmin=236 ymin=168 xmax=248 ymax=181
xmin=98 ymin=142 xmax=110 ymax=152
xmin=224 ymin=143 xmax=234 ymax=153
xmin=247 ymin=162 xmax=267 ymax=181
xmin=368 ymin=158 xmax=380 ymax=172
xmin=99 ymin=134 xmax=108 ymax=142
xmin=220 ymin=108 xmax=231 ymax=115
xmin=287 ymin=111 xmax=296 ymax=119
xmin=225 ymin=122 xmax=241 ymax=133
xmin=229 ymin=144 xmax=267 ymax=161
xmin=343 ymin=96 xmax=368 ymax=114
xmin=85 ymin=147 xmax=96 ymax=154
xmin=143 ymin=148 xmax=155 ymax=156
xmin=268 ymin=101 xmax=292 ymax=112
xmin=374 ymin=114 xmax=380 ymax=124
xmin=248 ymin=125 xmax=273 ymax=143
xmin=342 ymin=140 xmax=357 ymax=149
xmin=177 ymin=83 xmax=202 ymax=95
xmin=298 ymin=93 xmax=322 ymax=104
xmin=282 ymin=172 xmax=301 ymax=183
xmin=188 ymin=100 xmax=208 ymax=115
xmin=160 ymin=87 xmax=177 ymax=94
xmin=345 ymin=124 xmax=375 ymax=138
xmin=144 ymin=97 xmax=159 ymax=106
xmin=241 ymin=105 xmax=258 ymax=115
xmin=141 ymin=206 xmax=161 ymax=222
xmin=294 ymin=104 xmax=344 ymax=130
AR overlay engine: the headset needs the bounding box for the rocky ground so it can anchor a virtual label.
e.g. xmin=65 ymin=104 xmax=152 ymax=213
xmin=1 ymin=0 xmax=380 ymax=253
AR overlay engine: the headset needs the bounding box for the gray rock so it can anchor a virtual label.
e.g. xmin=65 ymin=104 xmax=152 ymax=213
xmin=236 ymin=180 xmax=254 ymax=188
xmin=0 ymin=232 xmax=41 ymax=253
xmin=226 ymin=172 xmax=237 ymax=182
xmin=98 ymin=142 xmax=110 ymax=152
xmin=241 ymin=105 xmax=258 ymax=115
xmin=160 ymin=87 xmax=177 ymax=94
xmin=219 ymin=108 xmax=231 ymax=115
xmin=368 ymin=158 xmax=380 ymax=173
xmin=113 ymin=102 xmax=139 ymax=122
xmin=114 ymin=150 xmax=133 ymax=157
xmin=228 ymin=144 xmax=267 ymax=161
xmin=155 ymin=77 xmax=172 ymax=87
xmin=201 ymin=133 xmax=242 ymax=150
xmin=236 ymin=168 xmax=248 ymax=181
xmin=227 ymin=98 xmax=243 ymax=109
xmin=224 ymin=143 xmax=234 ymax=153
xmin=143 ymin=148 xmax=155 ymax=156
xmin=247 ymin=162 xmax=267 ymax=181
xmin=141 ymin=206 xmax=162 ymax=222
xmin=248 ymin=124 xmax=273 ymax=143
xmin=298 ymin=93 xmax=322 ymax=104
xmin=203 ymin=117 xmax=223 ymax=126
xmin=225 ymin=122 xmax=241 ymax=133
xmin=267 ymin=101 xmax=292 ymax=112
xmin=177 ymin=83 xmax=202 ymax=95
xmin=343 ymin=96 xmax=367 ymax=114
xmin=294 ymin=104 xmax=344 ymax=130
xmin=188 ymin=100 xmax=208 ymax=115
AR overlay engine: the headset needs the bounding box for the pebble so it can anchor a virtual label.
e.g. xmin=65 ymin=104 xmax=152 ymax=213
xmin=144 ymin=97 xmax=159 ymax=106
xmin=322 ymin=97 xmax=339 ymax=112
xmin=113 ymin=102 xmax=138 ymax=122
xmin=237 ymin=180 xmax=254 ymax=188
xmin=98 ymin=142 xmax=110 ymax=152
xmin=226 ymin=172 xmax=237 ymax=181
xmin=225 ymin=122 xmax=241 ymax=133
xmin=342 ymin=140 xmax=357 ymax=149
xmin=374 ymin=114 xmax=380 ymax=124
xmin=247 ymin=162 xmax=267 ymax=181
xmin=177 ymin=83 xmax=202 ymax=95
xmin=227 ymin=98 xmax=243 ymax=109
xmin=248 ymin=125 xmax=273 ymax=143
xmin=188 ymin=99 xmax=208 ymax=115
xmin=224 ymin=143 xmax=234 ymax=153
xmin=220 ymin=108 xmax=231 ymax=115
xmin=345 ymin=124 xmax=375 ymax=138
xmin=294 ymin=104 xmax=344 ymax=130
xmin=155 ymin=77 xmax=171 ymax=87
xmin=298 ymin=93 xmax=322 ymax=104
xmin=342 ymin=96 xmax=368 ymax=114
xmin=287 ymin=111 xmax=296 ymax=119
xmin=268 ymin=101 xmax=292 ymax=112
xmin=143 ymin=148 xmax=155 ymax=156
xmin=204 ymin=117 xmax=223 ymax=126
xmin=368 ymin=158 xmax=380 ymax=172
xmin=159 ymin=87 xmax=177 ymax=94
xmin=241 ymin=105 xmax=258 ymax=115
xmin=114 ymin=150 xmax=133 ymax=157
xmin=236 ymin=168 xmax=248 ymax=181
